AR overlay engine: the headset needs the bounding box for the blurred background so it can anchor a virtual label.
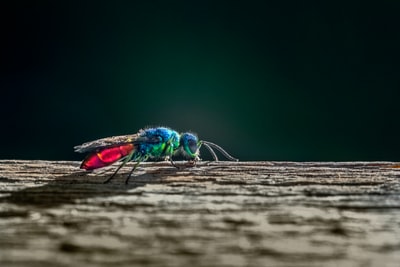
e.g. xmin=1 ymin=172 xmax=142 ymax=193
xmin=1 ymin=1 xmax=399 ymax=161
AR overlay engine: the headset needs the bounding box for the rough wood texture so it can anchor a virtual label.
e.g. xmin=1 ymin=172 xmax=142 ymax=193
xmin=1 ymin=160 xmax=400 ymax=267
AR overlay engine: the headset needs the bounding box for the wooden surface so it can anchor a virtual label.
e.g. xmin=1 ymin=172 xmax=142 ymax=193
xmin=1 ymin=160 xmax=400 ymax=267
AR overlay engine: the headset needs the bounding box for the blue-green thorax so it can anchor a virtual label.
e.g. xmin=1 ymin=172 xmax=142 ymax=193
xmin=135 ymin=127 xmax=181 ymax=159
xmin=135 ymin=128 xmax=200 ymax=160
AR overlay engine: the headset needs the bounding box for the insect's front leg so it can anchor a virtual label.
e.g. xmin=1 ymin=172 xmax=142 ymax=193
xmin=169 ymin=157 xmax=180 ymax=170
xmin=186 ymin=156 xmax=199 ymax=167
xmin=168 ymin=157 xmax=197 ymax=169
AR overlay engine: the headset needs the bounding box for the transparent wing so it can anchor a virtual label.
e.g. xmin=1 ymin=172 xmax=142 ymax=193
xmin=74 ymin=133 xmax=142 ymax=153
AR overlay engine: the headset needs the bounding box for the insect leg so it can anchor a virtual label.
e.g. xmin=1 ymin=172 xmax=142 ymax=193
xmin=103 ymin=152 xmax=134 ymax=184
xmin=162 ymin=141 xmax=179 ymax=169
xmin=125 ymin=156 xmax=147 ymax=185
xmin=169 ymin=158 xmax=180 ymax=169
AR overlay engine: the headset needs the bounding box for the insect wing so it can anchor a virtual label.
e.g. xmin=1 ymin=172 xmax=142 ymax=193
xmin=74 ymin=134 xmax=140 ymax=153
xmin=80 ymin=143 xmax=135 ymax=170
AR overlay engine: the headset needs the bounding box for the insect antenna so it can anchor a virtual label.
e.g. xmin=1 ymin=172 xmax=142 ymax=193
xmin=201 ymin=142 xmax=219 ymax=161
xmin=201 ymin=141 xmax=238 ymax=161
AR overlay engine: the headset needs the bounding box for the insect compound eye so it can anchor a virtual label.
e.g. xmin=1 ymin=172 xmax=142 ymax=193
xmin=180 ymin=133 xmax=199 ymax=157
xmin=188 ymin=139 xmax=198 ymax=155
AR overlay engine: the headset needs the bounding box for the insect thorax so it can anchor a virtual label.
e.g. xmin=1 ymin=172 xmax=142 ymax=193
xmin=136 ymin=127 xmax=181 ymax=159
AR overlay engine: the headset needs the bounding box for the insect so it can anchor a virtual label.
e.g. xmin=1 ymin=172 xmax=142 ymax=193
xmin=74 ymin=127 xmax=238 ymax=184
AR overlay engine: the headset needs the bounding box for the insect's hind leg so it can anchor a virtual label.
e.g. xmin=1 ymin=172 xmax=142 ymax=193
xmin=125 ymin=156 xmax=147 ymax=185
xmin=103 ymin=153 xmax=133 ymax=184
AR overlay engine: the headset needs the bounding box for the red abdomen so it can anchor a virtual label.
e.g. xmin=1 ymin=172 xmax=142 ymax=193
xmin=80 ymin=144 xmax=135 ymax=170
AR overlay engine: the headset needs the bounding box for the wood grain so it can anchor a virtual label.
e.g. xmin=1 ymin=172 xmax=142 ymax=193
xmin=1 ymin=160 xmax=400 ymax=267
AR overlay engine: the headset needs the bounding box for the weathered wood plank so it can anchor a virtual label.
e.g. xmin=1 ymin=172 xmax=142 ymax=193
xmin=1 ymin=160 xmax=400 ymax=267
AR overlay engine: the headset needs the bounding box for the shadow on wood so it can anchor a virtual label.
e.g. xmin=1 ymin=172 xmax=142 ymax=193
xmin=1 ymin=160 xmax=400 ymax=267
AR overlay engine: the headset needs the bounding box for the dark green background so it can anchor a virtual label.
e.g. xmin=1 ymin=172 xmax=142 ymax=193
xmin=1 ymin=1 xmax=399 ymax=161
